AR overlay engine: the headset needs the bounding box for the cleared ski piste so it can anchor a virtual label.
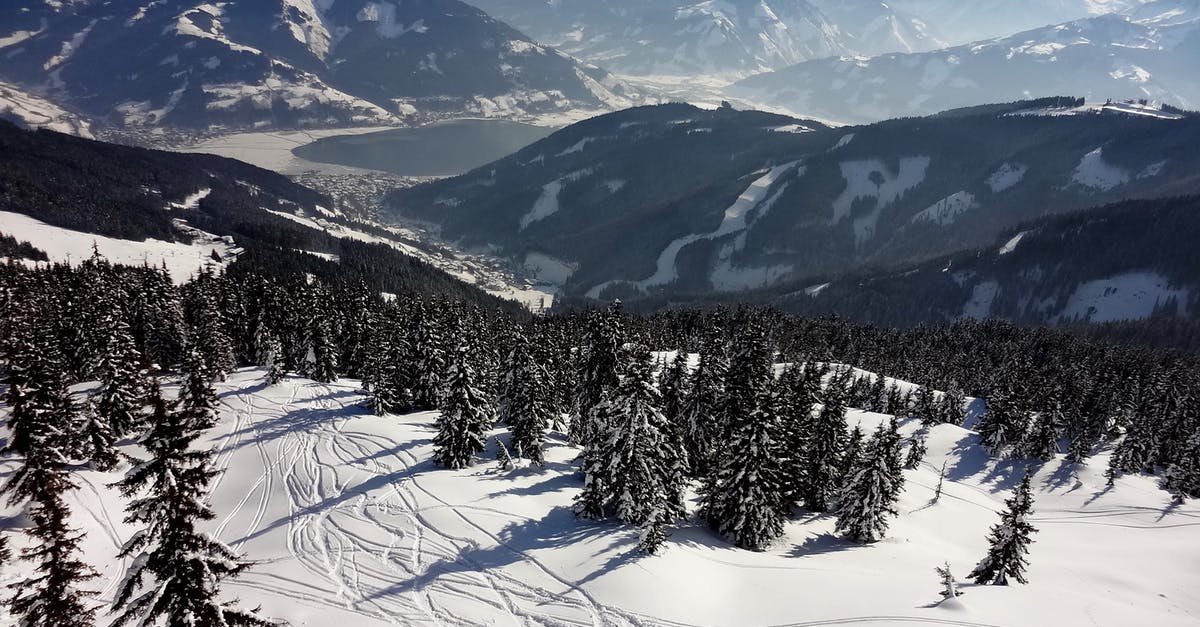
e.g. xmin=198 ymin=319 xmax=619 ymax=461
xmin=2 ymin=368 xmax=1198 ymax=626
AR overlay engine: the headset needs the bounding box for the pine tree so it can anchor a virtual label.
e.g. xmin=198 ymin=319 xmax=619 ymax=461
xmin=933 ymin=461 xmax=948 ymax=503
xmin=307 ymin=316 xmax=339 ymax=383
xmin=571 ymin=303 xmax=623 ymax=446
xmin=8 ymin=492 xmax=98 ymax=627
xmin=432 ymin=343 xmax=490 ymax=470
xmin=936 ymin=562 xmax=962 ymax=599
xmin=410 ymin=305 xmax=448 ymax=412
xmin=177 ymin=344 xmax=219 ymax=431
xmin=776 ymin=365 xmax=816 ymax=504
xmin=659 ymin=350 xmax=691 ymax=437
xmin=80 ymin=398 xmax=119 ymax=471
xmin=252 ymin=319 xmax=286 ymax=384
xmin=802 ymin=376 xmax=850 ymax=512
xmin=905 ymin=430 xmax=928 ymax=470
xmin=94 ymin=311 xmax=148 ymax=439
xmin=969 ymin=472 xmax=1038 ymax=585
xmin=838 ymin=424 xmax=866 ymax=483
xmin=938 ymin=383 xmax=968 ymax=425
xmin=498 ymin=331 xmax=549 ymax=466
xmin=1161 ymin=431 xmax=1200 ymax=502
xmin=913 ymin=385 xmax=938 ymax=425
xmin=111 ymin=381 xmax=275 ymax=627
xmin=836 ymin=421 xmax=905 ymax=544
xmin=1020 ymin=409 xmax=1062 ymax=462
xmin=699 ymin=324 xmax=786 ymax=551
xmin=681 ymin=343 xmax=727 ymax=476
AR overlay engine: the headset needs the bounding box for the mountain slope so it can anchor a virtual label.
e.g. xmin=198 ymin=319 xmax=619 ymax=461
xmin=386 ymin=102 xmax=1200 ymax=300
xmin=0 ymin=0 xmax=637 ymax=130
xmin=889 ymin=0 xmax=1151 ymax=44
xmin=730 ymin=0 xmax=1200 ymax=124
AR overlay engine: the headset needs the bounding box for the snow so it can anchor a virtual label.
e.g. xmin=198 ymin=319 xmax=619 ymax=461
xmin=1138 ymin=160 xmax=1167 ymax=179
xmin=6 ymin=368 xmax=1197 ymax=627
xmin=999 ymin=231 xmax=1028 ymax=255
xmin=555 ymin=136 xmax=602 ymax=156
xmin=587 ymin=162 xmax=801 ymax=297
xmin=171 ymin=5 xmax=263 ymax=56
xmin=962 ymin=280 xmax=1000 ymax=318
xmin=770 ymin=123 xmax=811 ymax=133
xmin=804 ymin=282 xmax=831 ymax=296
xmin=1057 ymin=272 xmax=1188 ymax=322
xmin=519 ymin=180 xmax=563 ymax=229
xmin=832 ymin=156 xmax=931 ymax=244
xmin=1071 ymin=148 xmax=1131 ymax=191
xmin=357 ymin=3 xmax=428 ymax=38
xmin=0 ymin=210 xmax=236 ymax=283
xmin=43 ymin=19 xmax=96 ymax=71
xmin=167 ymin=188 xmax=212 ymax=210
xmin=985 ymin=162 xmax=1027 ymax=193
xmin=831 ymin=132 xmax=855 ymax=150
xmin=912 ymin=191 xmax=977 ymax=226
xmin=0 ymin=81 xmax=93 ymax=138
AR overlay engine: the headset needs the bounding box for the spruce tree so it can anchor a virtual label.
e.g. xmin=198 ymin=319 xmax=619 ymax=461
xmin=95 ymin=311 xmax=148 ymax=439
xmin=410 ymin=304 xmax=447 ymax=412
xmin=1020 ymin=409 xmax=1062 ymax=462
xmin=913 ymin=385 xmax=938 ymax=425
xmin=432 ymin=343 xmax=490 ymax=470
xmin=802 ymin=375 xmax=850 ymax=512
xmin=969 ymin=472 xmax=1038 ymax=585
xmin=80 ymin=398 xmax=119 ymax=471
xmin=498 ymin=331 xmax=549 ymax=466
xmin=681 ymin=342 xmax=727 ymax=476
xmin=936 ymin=562 xmax=962 ymax=599
xmin=938 ymin=383 xmax=968 ymax=425
xmin=8 ymin=491 xmax=98 ymax=627
xmin=699 ymin=324 xmax=786 ymax=551
xmin=177 ymin=344 xmax=219 ymax=431
xmin=836 ymin=421 xmax=905 ymax=544
xmin=905 ymin=430 xmax=928 ymax=470
xmin=839 ymin=424 xmax=866 ymax=482
xmin=111 ymin=381 xmax=274 ymax=626
xmin=307 ymin=316 xmax=339 ymax=383
xmin=1161 ymin=431 xmax=1200 ymax=502
xmin=659 ymin=350 xmax=692 ymax=437
xmin=571 ymin=303 xmax=623 ymax=446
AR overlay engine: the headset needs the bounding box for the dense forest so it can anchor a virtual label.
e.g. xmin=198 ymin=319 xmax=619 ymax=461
xmin=1 ymin=248 xmax=1197 ymax=622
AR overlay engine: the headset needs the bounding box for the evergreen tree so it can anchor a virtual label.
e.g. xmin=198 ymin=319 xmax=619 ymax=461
xmin=699 ymin=324 xmax=786 ymax=551
xmin=680 ymin=342 xmax=727 ymax=476
xmin=410 ymin=304 xmax=448 ymax=412
xmin=936 ymin=562 xmax=962 ymax=599
xmin=80 ymin=398 xmax=119 ymax=471
xmin=1161 ymin=431 xmax=1200 ymax=502
xmin=835 ymin=421 xmax=905 ymax=544
xmin=776 ymin=365 xmax=816 ymax=504
xmin=252 ymin=319 xmax=286 ymax=384
xmin=8 ymin=491 xmax=98 ymax=627
xmin=307 ymin=316 xmax=339 ymax=383
xmin=839 ymin=424 xmax=866 ymax=482
xmin=432 ymin=344 xmax=490 ymax=470
xmin=498 ymin=331 xmax=549 ymax=466
xmin=1020 ymin=409 xmax=1062 ymax=462
xmin=659 ymin=350 xmax=692 ymax=438
xmin=969 ymin=472 xmax=1038 ymax=585
xmin=571 ymin=303 xmax=623 ymax=446
xmin=176 ymin=344 xmax=219 ymax=431
xmin=802 ymin=375 xmax=850 ymax=512
xmin=938 ymin=383 xmax=968 ymax=425
xmin=905 ymin=430 xmax=928 ymax=470
xmin=94 ymin=311 xmax=148 ymax=438
xmin=913 ymin=385 xmax=938 ymax=425
xmin=111 ymin=381 xmax=274 ymax=627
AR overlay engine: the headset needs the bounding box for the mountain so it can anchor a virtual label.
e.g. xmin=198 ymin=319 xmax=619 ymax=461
xmin=889 ymin=0 xmax=1150 ymax=44
xmin=729 ymin=0 xmax=1200 ymax=124
xmin=0 ymin=119 xmax=522 ymax=309
xmin=465 ymin=0 xmax=948 ymax=76
xmin=385 ymin=101 xmax=1200 ymax=303
xmin=0 ymin=0 xmax=637 ymax=131
xmin=0 ymin=79 xmax=92 ymax=137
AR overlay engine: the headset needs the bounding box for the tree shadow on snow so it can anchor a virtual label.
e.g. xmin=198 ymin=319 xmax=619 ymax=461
xmin=361 ymin=506 xmax=638 ymax=602
xmin=346 ymin=438 xmax=432 ymax=466
xmin=788 ymin=532 xmax=859 ymax=557
xmin=1042 ymin=458 xmax=1085 ymax=495
xmin=220 ymin=402 xmax=356 ymax=451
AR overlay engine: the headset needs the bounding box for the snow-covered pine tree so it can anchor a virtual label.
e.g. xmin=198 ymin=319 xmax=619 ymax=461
xmin=866 ymin=375 xmax=888 ymax=413
xmin=938 ymin=382 xmax=968 ymax=425
xmin=80 ymin=398 xmax=119 ymax=471
xmin=176 ymin=343 xmax=220 ymax=431
xmin=1020 ymin=408 xmax=1062 ymax=462
xmin=186 ymin=272 xmax=235 ymax=380
xmin=905 ymin=430 xmax=928 ymax=470
xmin=884 ymin=382 xmax=905 ymax=416
xmin=835 ymin=421 xmax=904 ymax=544
xmin=802 ymin=374 xmax=850 ymax=512
xmin=252 ymin=318 xmax=287 ymax=384
xmin=606 ymin=348 xmax=685 ymax=531
xmin=410 ymin=303 xmax=448 ymax=412
xmin=936 ymin=562 xmax=962 ymax=599
xmin=111 ymin=380 xmax=275 ymax=627
xmin=699 ymin=323 xmax=786 ymax=551
xmin=95 ymin=310 xmax=148 ymax=439
xmin=658 ymin=350 xmax=691 ymax=438
xmin=933 ymin=461 xmax=948 ymax=503
xmin=1161 ymin=430 xmax=1200 ymax=502
xmin=681 ymin=338 xmax=727 ymax=476
xmin=976 ymin=388 xmax=1026 ymax=455
xmin=913 ymin=385 xmax=938 ymax=425
xmin=775 ymin=365 xmax=814 ymax=504
xmin=499 ymin=331 xmax=550 ymax=466
xmin=308 ymin=315 xmax=339 ymax=383
xmin=838 ymin=424 xmax=866 ymax=482
xmin=969 ymin=471 xmax=1038 ymax=585
xmin=1 ymin=302 xmax=98 ymax=627
xmin=571 ymin=303 xmax=623 ymax=446
xmin=432 ymin=343 xmax=491 ymax=470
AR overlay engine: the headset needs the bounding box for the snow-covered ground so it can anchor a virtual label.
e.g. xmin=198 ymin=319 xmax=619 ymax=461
xmin=833 ymin=157 xmax=931 ymax=244
xmin=0 ymin=210 xmax=236 ymax=283
xmin=0 ymin=81 xmax=94 ymax=138
xmin=2 ymin=368 xmax=1196 ymax=626
xmin=1057 ymin=272 xmax=1189 ymax=322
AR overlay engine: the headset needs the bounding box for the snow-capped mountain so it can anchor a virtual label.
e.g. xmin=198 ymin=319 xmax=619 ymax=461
xmin=808 ymin=0 xmax=949 ymax=56
xmin=890 ymin=0 xmax=1152 ymax=44
xmin=730 ymin=0 xmax=1200 ymax=124
xmin=0 ymin=0 xmax=638 ymax=130
xmin=462 ymin=0 xmax=838 ymax=76
xmin=0 ymin=80 xmax=92 ymax=137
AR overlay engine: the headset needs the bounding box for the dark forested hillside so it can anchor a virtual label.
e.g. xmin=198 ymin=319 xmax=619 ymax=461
xmin=387 ymin=102 xmax=1200 ymax=304
xmin=0 ymin=120 xmax=522 ymax=312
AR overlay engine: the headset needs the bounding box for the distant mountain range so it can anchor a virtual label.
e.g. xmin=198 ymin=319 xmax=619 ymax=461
xmin=730 ymin=0 xmax=1200 ymax=123
xmin=0 ymin=0 xmax=639 ymax=130
xmin=385 ymin=100 xmax=1200 ymax=324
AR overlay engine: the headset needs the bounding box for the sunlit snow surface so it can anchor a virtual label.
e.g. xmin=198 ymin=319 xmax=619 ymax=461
xmin=1 ymin=369 xmax=1197 ymax=626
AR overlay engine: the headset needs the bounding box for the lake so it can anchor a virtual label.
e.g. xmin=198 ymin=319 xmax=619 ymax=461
xmin=291 ymin=119 xmax=557 ymax=177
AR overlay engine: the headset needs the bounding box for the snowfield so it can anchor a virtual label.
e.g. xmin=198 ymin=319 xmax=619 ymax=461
xmin=2 ymin=369 xmax=1197 ymax=626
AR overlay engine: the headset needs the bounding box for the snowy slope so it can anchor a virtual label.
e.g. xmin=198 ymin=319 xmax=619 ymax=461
xmin=3 ymin=368 xmax=1196 ymax=626
xmin=0 ymin=80 xmax=92 ymax=138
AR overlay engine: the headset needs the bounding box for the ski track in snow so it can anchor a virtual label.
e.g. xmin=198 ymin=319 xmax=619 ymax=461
xmin=210 ymin=376 xmax=660 ymax=626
